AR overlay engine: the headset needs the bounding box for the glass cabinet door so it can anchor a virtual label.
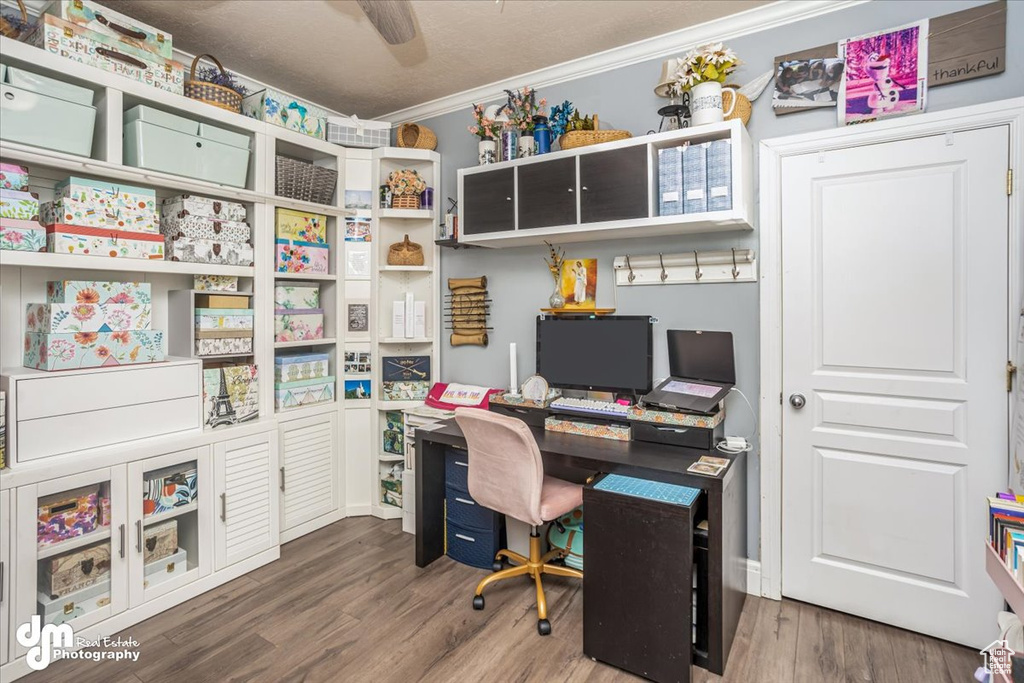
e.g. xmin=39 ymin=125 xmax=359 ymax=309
xmin=127 ymin=448 xmax=212 ymax=608
xmin=16 ymin=467 xmax=128 ymax=641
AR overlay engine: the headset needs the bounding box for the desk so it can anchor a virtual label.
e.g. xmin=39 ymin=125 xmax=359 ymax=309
xmin=415 ymin=418 xmax=747 ymax=675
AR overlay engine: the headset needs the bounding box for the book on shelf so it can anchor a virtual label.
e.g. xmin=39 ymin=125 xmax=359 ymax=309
xmin=989 ymin=494 xmax=1024 ymax=584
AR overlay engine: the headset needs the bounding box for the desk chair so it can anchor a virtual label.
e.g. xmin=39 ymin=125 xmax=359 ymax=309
xmin=454 ymin=407 xmax=584 ymax=636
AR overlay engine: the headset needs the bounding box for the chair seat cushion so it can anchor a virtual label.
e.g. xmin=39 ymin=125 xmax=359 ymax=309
xmin=539 ymin=476 xmax=583 ymax=521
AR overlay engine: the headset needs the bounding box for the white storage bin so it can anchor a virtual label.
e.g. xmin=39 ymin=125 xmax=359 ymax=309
xmin=327 ymin=115 xmax=390 ymax=148
xmin=0 ymin=82 xmax=96 ymax=157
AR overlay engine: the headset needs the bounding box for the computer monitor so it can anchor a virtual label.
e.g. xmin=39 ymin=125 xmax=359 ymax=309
xmin=536 ymin=315 xmax=653 ymax=394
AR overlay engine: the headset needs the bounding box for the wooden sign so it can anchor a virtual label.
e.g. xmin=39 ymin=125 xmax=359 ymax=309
xmin=928 ymin=1 xmax=1006 ymax=86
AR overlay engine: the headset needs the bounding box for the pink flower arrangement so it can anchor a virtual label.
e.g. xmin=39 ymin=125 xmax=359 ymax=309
xmin=504 ymin=86 xmax=547 ymax=133
xmin=468 ymin=103 xmax=501 ymax=140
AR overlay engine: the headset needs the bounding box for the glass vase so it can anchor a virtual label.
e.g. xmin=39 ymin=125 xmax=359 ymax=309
xmin=548 ymin=282 xmax=565 ymax=309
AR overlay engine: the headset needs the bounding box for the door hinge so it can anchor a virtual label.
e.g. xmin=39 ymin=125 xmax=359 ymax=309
xmin=1009 ymin=361 xmax=1018 ymax=392
xmin=1009 ymin=168 xmax=1014 ymax=196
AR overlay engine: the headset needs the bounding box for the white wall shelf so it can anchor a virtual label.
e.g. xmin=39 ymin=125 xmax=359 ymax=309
xmin=0 ymin=250 xmax=256 ymax=277
xmin=380 ymin=265 xmax=432 ymax=272
xmin=379 ymin=209 xmax=436 ymax=220
xmin=274 ymin=338 xmax=338 ymax=349
xmin=274 ymin=272 xmax=339 ymax=282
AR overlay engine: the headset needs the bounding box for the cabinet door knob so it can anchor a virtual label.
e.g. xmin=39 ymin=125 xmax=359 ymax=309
xmin=568 ymin=188 xmax=573 ymax=193
xmin=582 ymin=186 xmax=589 ymax=191
xmin=505 ymin=197 xmax=511 ymax=201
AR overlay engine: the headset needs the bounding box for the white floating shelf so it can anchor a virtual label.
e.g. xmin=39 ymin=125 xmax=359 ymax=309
xmin=377 ymin=400 xmax=426 ymax=410
xmin=378 ymin=454 xmax=404 ymax=462
xmin=379 ymin=265 xmax=432 ymax=272
xmin=143 ymin=502 xmax=199 ymax=526
xmin=274 ymin=338 xmax=338 ymax=349
xmin=379 ymin=338 xmax=433 ymax=345
xmin=1 ymin=250 xmax=256 ymax=277
xmin=268 ymin=195 xmax=355 ymax=217
xmin=273 ymin=272 xmax=338 ymax=282
xmin=38 ymin=527 xmax=112 ymax=560
xmin=379 ymin=208 xmax=435 ymax=220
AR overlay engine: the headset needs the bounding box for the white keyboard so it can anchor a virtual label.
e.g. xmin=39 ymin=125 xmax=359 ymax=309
xmin=549 ymin=397 xmax=631 ymax=418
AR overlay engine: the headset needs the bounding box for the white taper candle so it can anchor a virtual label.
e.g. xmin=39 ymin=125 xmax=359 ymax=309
xmin=509 ymin=342 xmax=518 ymax=394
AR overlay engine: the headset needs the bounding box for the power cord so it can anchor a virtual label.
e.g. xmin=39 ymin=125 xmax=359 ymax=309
xmin=716 ymin=387 xmax=758 ymax=454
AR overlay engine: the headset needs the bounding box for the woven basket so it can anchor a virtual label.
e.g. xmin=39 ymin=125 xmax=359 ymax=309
xmin=387 ymin=234 xmax=424 ymax=266
xmin=184 ymin=54 xmax=243 ymax=113
xmin=275 ymin=155 xmax=338 ymax=205
xmin=392 ymin=194 xmax=420 ymax=210
xmin=558 ymin=129 xmax=631 ymax=150
xmin=722 ymin=87 xmax=752 ymax=126
xmin=397 ymin=123 xmax=437 ymax=150
xmin=0 ymin=0 xmax=36 ymax=40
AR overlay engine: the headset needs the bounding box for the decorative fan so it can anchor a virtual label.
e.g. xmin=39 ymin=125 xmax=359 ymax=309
xmin=356 ymin=0 xmax=416 ymax=45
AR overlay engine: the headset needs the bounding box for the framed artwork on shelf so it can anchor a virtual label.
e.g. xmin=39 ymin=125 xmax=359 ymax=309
xmin=344 ymin=378 xmax=371 ymax=400
xmin=559 ymin=258 xmax=597 ymax=310
xmin=345 ymin=242 xmax=372 ymax=278
xmin=347 ymin=301 xmax=370 ymax=339
xmin=344 ymin=351 xmax=372 ymax=374
xmin=344 ymin=190 xmax=373 ymax=210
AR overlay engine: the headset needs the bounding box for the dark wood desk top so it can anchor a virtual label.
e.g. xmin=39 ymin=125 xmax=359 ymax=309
xmin=418 ymin=418 xmax=738 ymax=491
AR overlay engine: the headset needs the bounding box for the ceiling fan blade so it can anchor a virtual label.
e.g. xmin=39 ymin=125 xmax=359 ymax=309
xmin=356 ymin=0 xmax=416 ymax=45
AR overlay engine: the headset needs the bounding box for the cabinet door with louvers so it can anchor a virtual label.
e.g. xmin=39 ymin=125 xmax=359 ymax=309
xmin=279 ymin=413 xmax=340 ymax=535
xmin=214 ymin=431 xmax=279 ymax=571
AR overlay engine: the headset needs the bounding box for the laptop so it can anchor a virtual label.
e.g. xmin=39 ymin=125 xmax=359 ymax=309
xmin=641 ymin=330 xmax=735 ymax=415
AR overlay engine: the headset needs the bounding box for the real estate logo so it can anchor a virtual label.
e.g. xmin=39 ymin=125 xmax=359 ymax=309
xmin=16 ymin=616 xmax=72 ymax=671
xmin=981 ymin=638 xmax=1015 ymax=679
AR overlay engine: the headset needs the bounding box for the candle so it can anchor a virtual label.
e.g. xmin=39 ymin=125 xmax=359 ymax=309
xmin=509 ymin=342 xmax=518 ymax=394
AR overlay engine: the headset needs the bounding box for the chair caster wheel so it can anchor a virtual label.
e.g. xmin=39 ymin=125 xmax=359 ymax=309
xmin=492 ymin=560 xmax=504 ymax=572
xmin=473 ymin=595 xmax=485 ymax=610
xmin=537 ymin=619 xmax=552 ymax=636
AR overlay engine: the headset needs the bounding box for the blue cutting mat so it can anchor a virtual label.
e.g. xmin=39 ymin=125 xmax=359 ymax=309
xmin=593 ymin=474 xmax=700 ymax=507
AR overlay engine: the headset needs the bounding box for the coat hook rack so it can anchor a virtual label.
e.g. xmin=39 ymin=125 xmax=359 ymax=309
xmin=612 ymin=249 xmax=757 ymax=286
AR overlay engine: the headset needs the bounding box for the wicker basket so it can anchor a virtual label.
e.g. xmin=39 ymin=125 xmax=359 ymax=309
xmin=387 ymin=234 xmax=424 ymax=266
xmin=184 ymin=54 xmax=243 ymax=113
xmin=397 ymin=123 xmax=437 ymax=150
xmin=392 ymin=194 xmax=421 ymax=209
xmin=558 ymin=129 xmax=632 ymax=150
xmin=723 ymin=87 xmax=752 ymax=126
xmin=275 ymin=155 xmax=338 ymax=205
xmin=0 ymin=0 xmax=34 ymax=40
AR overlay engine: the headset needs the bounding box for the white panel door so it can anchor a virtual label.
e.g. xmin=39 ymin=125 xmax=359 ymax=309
xmin=279 ymin=413 xmax=340 ymax=532
xmin=214 ymin=432 xmax=278 ymax=571
xmin=781 ymin=126 xmax=1009 ymax=647
xmin=1 ymin=489 xmax=10 ymax=667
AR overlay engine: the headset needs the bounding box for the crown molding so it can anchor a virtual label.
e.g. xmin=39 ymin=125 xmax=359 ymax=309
xmin=379 ymin=0 xmax=867 ymax=124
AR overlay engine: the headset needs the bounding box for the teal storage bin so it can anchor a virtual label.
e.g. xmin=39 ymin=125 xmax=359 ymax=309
xmin=123 ymin=105 xmax=251 ymax=188
xmin=0 ymin=82 xmax=96 ymax=157
xmin=5 ymin=66 xmax=95 ymax=106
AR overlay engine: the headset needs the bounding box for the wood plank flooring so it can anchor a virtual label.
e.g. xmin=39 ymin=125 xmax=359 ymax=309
xmin=25 ymin=516 xmax=981 ymax=683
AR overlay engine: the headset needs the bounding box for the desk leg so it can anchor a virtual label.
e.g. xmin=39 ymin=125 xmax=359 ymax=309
xmin=415 ymin=436 xmax=446 ymax=567
xmin=706 ymin=452 xmax=748 ymax=674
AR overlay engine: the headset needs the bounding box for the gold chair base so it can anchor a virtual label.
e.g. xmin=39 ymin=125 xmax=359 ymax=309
xmin=474 ymin=532 xmax=583 ymax=625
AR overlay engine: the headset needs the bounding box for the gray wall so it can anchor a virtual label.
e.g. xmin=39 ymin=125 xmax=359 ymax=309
xmin=419 ymin=0 xmax=1023 ymax=560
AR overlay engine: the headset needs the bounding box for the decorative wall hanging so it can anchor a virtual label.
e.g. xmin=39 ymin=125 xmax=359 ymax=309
xmin=446 ymin=276 xmax=491 ymax=347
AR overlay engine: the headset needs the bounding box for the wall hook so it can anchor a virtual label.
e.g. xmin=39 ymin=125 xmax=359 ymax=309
xmin=693 ymin=250 xmax=702 ymax=281
xmin=625 ymin=255 xmax=636 ymax=283
xmin=731 ymin=248 xmax=740 ymax=279
xmin=658 ymin=253 xmax=667 ymax=282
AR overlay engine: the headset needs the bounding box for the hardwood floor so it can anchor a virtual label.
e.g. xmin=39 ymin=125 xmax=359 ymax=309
xmin=26 ymin=517 xmax=981 ymax=683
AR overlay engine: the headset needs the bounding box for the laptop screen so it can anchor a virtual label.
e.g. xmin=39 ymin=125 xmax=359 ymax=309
xmin=667 ymin=330 xmax=735 ymax=384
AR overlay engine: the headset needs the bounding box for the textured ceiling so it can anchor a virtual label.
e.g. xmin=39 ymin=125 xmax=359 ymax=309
xmin=104 ymin=0 xmax=766 ymax=117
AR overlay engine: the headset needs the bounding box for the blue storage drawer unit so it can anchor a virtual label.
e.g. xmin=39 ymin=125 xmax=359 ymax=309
xmin=447 ymin=519 xmax=504 ymax=570
xmin=445 ymin=447 xmax=470 ymax=493
xmin=446 ymin=486 xmax=502 ymax=533
xmin=123 ymin=105 xmax=251 ymax=188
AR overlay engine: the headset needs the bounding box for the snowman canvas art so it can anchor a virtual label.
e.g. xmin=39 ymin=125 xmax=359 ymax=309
xmin=839 ymin=21 xmax=928 ymax=125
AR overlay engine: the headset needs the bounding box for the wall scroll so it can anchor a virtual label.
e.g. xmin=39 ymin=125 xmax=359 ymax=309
xmin=446 ymin=276 xmax=491 ymax=347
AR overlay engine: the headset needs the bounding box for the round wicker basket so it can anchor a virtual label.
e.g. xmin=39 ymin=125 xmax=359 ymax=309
xmin=397 ymin=123 xmax=438 ymax=150
xmin=722 ymin=87 xmax=752 ymax=126
xmin=184 ymin=54 xmax=243 ymax=113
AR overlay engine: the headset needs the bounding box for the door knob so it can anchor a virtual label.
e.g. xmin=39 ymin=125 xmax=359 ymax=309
xmin=789 ymin=393 xmax=806 ymax=409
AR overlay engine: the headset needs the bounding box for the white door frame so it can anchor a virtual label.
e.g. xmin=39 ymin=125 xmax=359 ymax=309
xmin=758 ymin=97 xmax=1024 ymax=600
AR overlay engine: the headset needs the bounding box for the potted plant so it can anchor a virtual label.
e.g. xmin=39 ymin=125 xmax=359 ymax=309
xmin=504 ymin=86 xmax=547 ymax=158
xmin=386 ymin=169 xmax=427 ymax=209
xmin=468 ymin=104 xmax=501 ymax=165
xmin=673 ymin=43 xmax=740 ymax=126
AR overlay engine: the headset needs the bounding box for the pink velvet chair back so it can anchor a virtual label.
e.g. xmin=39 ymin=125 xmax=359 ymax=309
xmin=454 ymin=408 xmax=546 ymax=526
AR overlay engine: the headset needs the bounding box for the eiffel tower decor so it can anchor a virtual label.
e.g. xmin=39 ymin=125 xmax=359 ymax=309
xmin=208 ymin=367 xmax=237 ymax=428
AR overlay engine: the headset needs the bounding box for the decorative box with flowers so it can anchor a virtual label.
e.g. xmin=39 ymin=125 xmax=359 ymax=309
xmin=274 ymin=309 xmax=324 ymax=342
xmin=0 ymin=218 xmax=46 ymax=252
xmin=41 ymin=197 xmax=160 ymax=234
xmin=241 ymin=88 xmax=327 ymax=140
xmin=195 ymin=309 xmax=254 ymax=332
xmin=275 ymin=239 xmax=329 ymax=274
xmin=165 ymin=235 xmax=254 ymax=266
xmin=0 ymin=163 xmax=29 ymax=191
xmin=24 ymin=330 xmax=166 ymax=371
xmin=275 ymin=208 xmax=326 ymax=243
xmin=0 ymin=189 xmax=40 ymax=221
xmin=26 ymin=302 xmax=152 ymax=333
xmin=274 ymin=284 xmax=320 ymax=309
xmin=56 ymin=177 xmax=158 ymax=220
xmin=47 ymin=224 xmax=165 ymax=260
xmin=48 ymin=280 xmax=152 ymax=306
xmin=193 ymin=275 xmax=239 ymax=292
xmin=163 ymin=195 xmax=247 ymax=223
xmin=196 ymin=336 xmax=253 ymax=356
xmin=38 ymin=485 xmax=100 ymax=546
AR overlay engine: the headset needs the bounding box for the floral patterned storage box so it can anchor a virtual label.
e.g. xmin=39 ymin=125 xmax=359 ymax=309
xmin=144 ymin=465 xmax=197 ymax=516
xmin=42 ymin=197 xmax=160 ymax=234
xmin=242 ymin=88 xmax=327 ymax=140
xmin=25 ymin=330 xmax=166 ymax=371
xmin=57 ymin=176 xmax=155 ymax=207
xmin=48 ymin=280 xmax=151 ymax=305
xmin=47 ymin=224 xmax=165 ymax=259
xmin=165 ymin=235 xmax=254 ymax=266
xmin=274 ymin=308 xmax=324 ymax=342
xmin=0 ymin=163 xmax=29 ymax=191
xmin=27 ymin=302 xmax=152 ymax=333
xmin=275 ymin=239 xmax=328 ymax=274
xmin=195 ymin=336 xmax=253 ymax=356
xmin=274 ymin=284 xmax=320 ymax=309
xmin=40 ymin=544 xmax=111 ymax=598
xmin=162 ymin=195 xmax=246 ymax=222
xmin=61 ymin=0 xmax=174 ymax=60
xmin=161 ymin=214 xmax=250 ymax=243
xmin=0 ymin=189 xmax=40 ymax=220
xmin=38 ymin=485 xmax=100 ymax=546
xmin=195 ymin=309 xmax=254 ymax=331
xmin=0 ymin=218 xmax=47 ymax=252
xmin=627 ymin=406 xmax=725 ymax=428
xmin=544 ymin=417 xmax=631 ymax=442
xmin=274 ymin=376 xmax=335 ymax=410
xmin=275 ymin=208 xmax=326 ymax=243
xmin=193 ymin=275 xmax=238 ymax=292
xmin=274 ymin=352 xmax=329 ymax=382
xmin=202 ymin=364 xmax=259 ymax=428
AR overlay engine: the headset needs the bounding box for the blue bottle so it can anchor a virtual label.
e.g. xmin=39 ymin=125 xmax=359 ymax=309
xmin=533 ymin=115 xmax=552 ymax=154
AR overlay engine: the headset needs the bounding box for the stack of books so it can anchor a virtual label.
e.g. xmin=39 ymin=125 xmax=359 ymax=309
xmin=989 ymin=493 xmax=1024 ymax=584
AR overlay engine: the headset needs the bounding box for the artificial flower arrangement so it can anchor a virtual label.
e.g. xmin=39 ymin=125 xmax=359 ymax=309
xmin=386 ymin=169 xmax=427 ymax=196
xmin=672 ymin=42 xmax=740 ymax=91
xmin=549 ymin=100 xmax=574 ymax=138
xmin=468 ymin=103 xmax=502 ymax=140
xmin=195 ymin=63 xmax=249 ymax=97
xmin=503 ymin=86 xmax=547 ymax=133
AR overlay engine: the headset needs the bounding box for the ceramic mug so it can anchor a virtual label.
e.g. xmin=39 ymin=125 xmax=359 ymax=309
xmin=690 ymin=81 xmax=736 ymax=127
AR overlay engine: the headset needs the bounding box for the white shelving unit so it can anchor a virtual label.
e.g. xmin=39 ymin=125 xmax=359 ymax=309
xmin=370 ymin=148 xmax=441 ymax=520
